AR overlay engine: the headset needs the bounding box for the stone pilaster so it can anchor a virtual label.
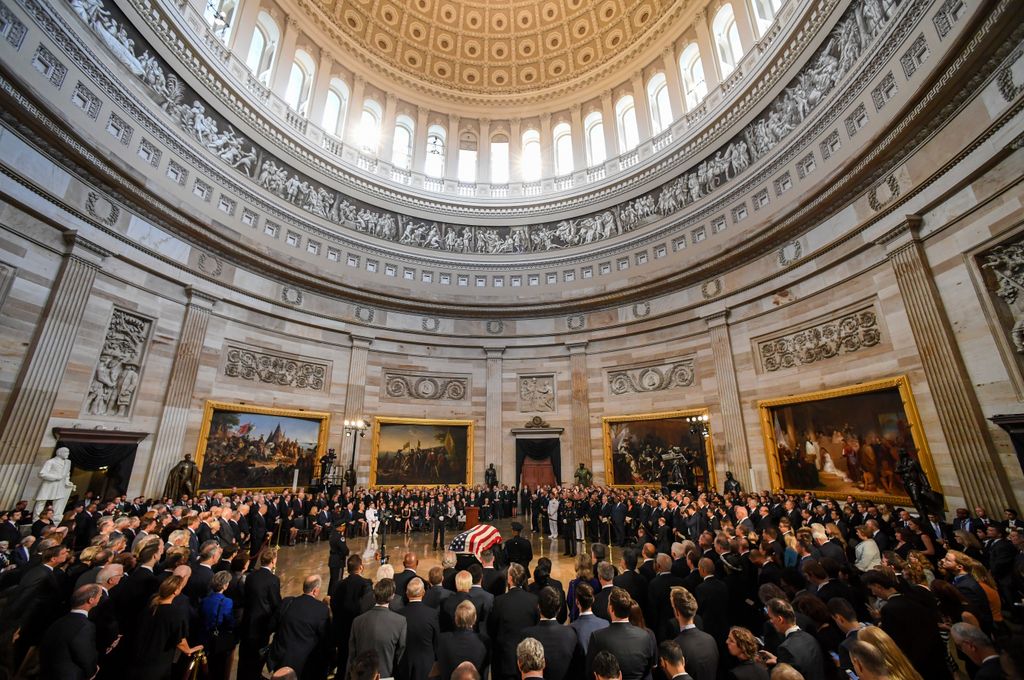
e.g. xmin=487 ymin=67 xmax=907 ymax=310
xmin=880 ymin=216 xmax=1012 ymax=508
xmin=704 ymin=310 xmax=751 ymax=491
xmin=484 ymin=347 xmax=504 ymax=484
xmin=567 ymin=342 xmax=591 ymax=484
xmin=0 ymin=232 xmax=106 ymax=508
xmin=143 ymin=286 xmax=216 ymax=496
xmin=344 ymin=335 xmax=372 ymax=480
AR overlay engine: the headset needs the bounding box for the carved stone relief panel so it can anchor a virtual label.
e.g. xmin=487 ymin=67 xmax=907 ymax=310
xmin=972 ymin=231 xmax=1024 ymax=398
xmin=518 ymin=374 xmax=556 ymax=412
xmin=755 ymin=303 xmax=882 ymax=373
xmin=82 ymin=308 xmax=153 ymax=417
xmin=607 ymin=357 xmax=695 ymax=395
xmin=384 ymin=371 xmax=469 ymax=401
xmin=223 ymin=343 xmax=330 ymax=392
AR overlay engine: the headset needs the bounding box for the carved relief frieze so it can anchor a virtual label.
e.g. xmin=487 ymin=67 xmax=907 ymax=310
xmin=607 ymin=357 xmax=695 ymax=395
xmin=82 ymin=308 xmax=152 ymax=417
xmin=979 ymin=236 xmax=1024 ymax=354
xmin=223 ymin=343 xmax=329 ymax=391
xmin=756 ymin=306 xmax=882 ymax=373
xmin=519 ymin=374 xmax=556 ymax=412
xmin=384 ymin=371 xmax=468 ymax=401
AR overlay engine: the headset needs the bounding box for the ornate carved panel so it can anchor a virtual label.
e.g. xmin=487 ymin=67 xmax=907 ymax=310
xmin=607 ymin=357 xmax=695 ymax=395
xmin=384 ymin=371 xmax=468 ymax=401
xmin=518 ymin=374 xmax=555 ymax=412
xmin=223 ymin=344 xmax=329 ymax=391
xmin=82 ymin=308 xmax=152 ymax=417
xmin=756 ymin=305 xmax=882 ymax=373
xmin=978 ymin=236 xmax=1024 ymax=355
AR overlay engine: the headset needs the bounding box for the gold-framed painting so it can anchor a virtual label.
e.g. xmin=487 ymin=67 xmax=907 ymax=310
xmin=194 ymin=401 xmax=330 ymax=491
xmin=758 ymin=376 xmax=941 ymax=505
xmin=370 ymin=417 xmax=474 ymax=487
xmin=602 ymin=409 xmax=717 ymax=489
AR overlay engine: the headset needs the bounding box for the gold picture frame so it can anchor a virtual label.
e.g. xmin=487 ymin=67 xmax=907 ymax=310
xmin=370 ymin=416 xmax=474 ymax=487
xmin=602 ymin=409 xmax=717 ymax=489
xmin=757 ymin=375 xmax=941 ymax=505
xmin=193 ymin=400 xmax=330 ymax=492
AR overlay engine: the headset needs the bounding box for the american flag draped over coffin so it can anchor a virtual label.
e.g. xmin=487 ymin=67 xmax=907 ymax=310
xmin=449 ymin=523 xmax=502 ymax=557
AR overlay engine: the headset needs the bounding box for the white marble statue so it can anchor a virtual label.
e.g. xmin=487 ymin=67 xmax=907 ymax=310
xmin=34 ymin=447 xmax=75 ymax=520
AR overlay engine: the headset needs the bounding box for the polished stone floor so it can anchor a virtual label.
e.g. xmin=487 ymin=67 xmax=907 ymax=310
xmin=275 ymin=516 xmax=599 ymax=596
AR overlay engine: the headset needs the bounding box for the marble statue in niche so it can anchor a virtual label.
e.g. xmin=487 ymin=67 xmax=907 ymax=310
xmin=519 ymin=375 xmax=555 ymax=412
xmin=84 ymin=309 xmax=151 ymax=417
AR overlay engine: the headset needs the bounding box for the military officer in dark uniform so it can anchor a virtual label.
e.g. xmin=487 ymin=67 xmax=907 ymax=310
xmin=430 ymin=495 xmax=447 ymax=549
xmin=327 ymin=523 xmax=349 ymax=594
xmin=504 ymin=522 xmax=533 ymax=570
xmin=560 ymin=500 xmax=577 ymax=557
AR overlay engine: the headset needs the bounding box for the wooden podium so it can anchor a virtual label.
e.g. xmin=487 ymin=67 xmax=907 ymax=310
xmin=465 ymin=506 xmax=479 ymax=529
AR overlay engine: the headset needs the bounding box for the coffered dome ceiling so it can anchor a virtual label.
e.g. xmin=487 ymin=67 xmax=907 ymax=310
xmin=317 ymin=0 xmax=687 ymax=98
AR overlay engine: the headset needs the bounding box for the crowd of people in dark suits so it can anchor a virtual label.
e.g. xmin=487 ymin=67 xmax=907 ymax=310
xmin=1 ymin=480 xmax=1024 ymax=680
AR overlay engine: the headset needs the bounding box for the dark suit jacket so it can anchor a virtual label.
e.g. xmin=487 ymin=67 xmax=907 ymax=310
xmin=694 ymin=576 xmax=730 ymax=643
xmin=673 ymin=626 xmax=719 ymax=680
xmin=349 ymin=605 xmax=408 ymax=679
xmin=39 ymin=612 xmax=97 ymax=680
xmin=488 ymin=587 xmax=539 ymax=680
xmin=646 ymin=572 xmax=686 ymax=641
xmin=878 ymin=594 xmax=951 ymax=680
xmin=437 ymin=630 xmax=489 ymax=680
xmin=422 ymin=584 xmax=452 ymax=610
xmin=818 ymin=540 xmax=848 ymax=565
xmin=520 ymin=619 xmax=582 ymax=680
xmin=592 ymin=584 xmax=614 ymax=621
xmin=482 ymin=566 xmax=507 ymax=596
xmin=777 ymin=629 xmax=826 ymax=680
xmin=638 ymin=559 xmax=657 ymax=582
xmin=953 ymin=574 xmax=994 ymax=631
xmin=240 ymin=566 xmax=282 ymax=642
xmin=399 ymin=601 xmax=439 ymax=680
xmin=570 ymin=613 xmax=609 ymax=654
xmin=90 ymin=591 xmax=120 ymax=653
xmin=586 ymin=621 xmax=657 ymax=680
xmin=14 ymin=564 xmax=64 ymax=643
xmin=394 ymin=568 xmax=419 ymax=601
xmin=441 ymin=591 xmax=473 ymax=632
xmin=468 ymin=586 xmax=494 ymax=628
xmin=268 ymin=594 xmax=329 ymax=678
xmin=729 ymin=660 xmax=769 ymax=680
xmin=974 ymin=656 xmax=1005 ymax=680
xmin=614 ymin=570 xmax=647 ymax=610
xmin=185 ymin=563 xmax=215 ymax=607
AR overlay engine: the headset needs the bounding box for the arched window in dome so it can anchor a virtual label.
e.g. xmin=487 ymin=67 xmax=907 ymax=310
xmin=359 ymin=99 xmax=382 ymax=154
xmin=425 ymin=125 xmax=446 ymax=178
xmin=490 ymin=134 xmax=510 ymax=184
xmin=584 ymin=111 xmax=606 ymax=167
xmin=392 ymin=115 xmax=415 ymax=170
xmin=752 ymin=0 xmax=784 ymax=36
xmin=647 ymin=73 xmax=673 ymax=134
xmin=713 ymin=4 xmax=744 ymax=78
xmin=202 ymin=0 xmax=236 ymax=42
xmin=616 ymin=95 xmax=640 ymax=151
xmin=553 ymin=122 xmax=574 ymax=176
xmin=457 ymin=132 xmax=478 ymax=183
xmin=320 ymin=78 xmax=348 ymax=138
xmin=679 ymin=43 xmax=708 ymax=110
xmin=521 ymin=129 xmax=542 ymax=182
xmin=283 ymin=50 xmax=315 ymax=115
xmin=245 ymin=12 xmax=277 ymax=85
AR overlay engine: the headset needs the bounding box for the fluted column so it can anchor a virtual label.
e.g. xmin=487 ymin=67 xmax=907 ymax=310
xmin=509 ymin=118 xmax=523 ymax=183
xmin=880 ymin=217 xmax=1012 ymax=508
xmin=570 ymin=104 xmax=586 ymax=169
xmin=539 ymin=113 xmax=554 ymax=178
xmin=269 ymin=16 xmax=299 ymax=99
xmin=630 ymin=71 xmax=653 ymax=141
xmin=412 ymin=107 xmax=429 ymax=174
xmin=485 ymin=348 xmax=504 ymax=484
xmin=730 ymin=0 xmax=758 ymax=53
xmin=228 ymin=0 xmax=262 ymax=58
xmin=307 ymin=52 xmax=334 ymax=128
xmin=567 ymin=342 xmax=591 ymax=484
xmin=0 ymin=232 xmax=106 ymax=508
xmin=693 ymin=11 xmax=721 ymax=88
xmin=478 ymin=118 xmax=491 ymax=184
xmin=703 ymin=310 xmax=751 ymax=490
xmin=600 ymin=90 xmax=619 ymax=158
xmin=445 ymin=114 xmax=461 ymax=180
xmin=343 ymin=75 xmax=366 ymax=147
xmin=344 ymin=336 xmax=373 ymax=480
xmin=142 ymin=287 xmax=216 ymax=496
xmin=661 ymin=47 xmax=684 ymax=121
xmin=379 ymin=94 xmax=399 ymax=163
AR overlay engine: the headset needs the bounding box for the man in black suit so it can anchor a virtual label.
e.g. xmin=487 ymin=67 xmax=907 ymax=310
xmin=348 ymin=578 xmax=408 ymax=679
xmin=39 ymin=583 xmax=102 ymax=680
xmin=951 ymin=622 xmax=1003 ymax=680
xmin=488 ymin=563 xmax=539 ymax=680
xmin=399 ymin=578 xmax=439 ymax=680
xmin=267 ymin=574 xmax=329 ymax=679
xmin=332 ymin=553 xmax=373 ymax=672
xmin=645 ymin=554 xmax=685 ymax=642
xmin=762 ymin=598 xmax=826 ymax=680
xmin=480 ymin=548 xmax=507 ymax=596
xmin=394 ymin=552 xmax=421 ymax=601
xmin=0 ymin=511 xmax=20 ymax=547
xmin=422 ymin=565 xmax=452 ymax=610
xmin=658 ymin=640 xmax=695 ymax=680
xmin=441 ymin=571 xmax=475 ymax=632
xmin=611 ymin=499 xmax=628 ymax=547
xmin=941 ymin=551 xmax=994 ymax=633
xmin=586 ymin=587 xmax=657 ymax=680
xmin=519 ymin=586 xmax=582 ymax=680
xmin=185 ymin=540 xmax=221 ymax=609
xmin=430 ymin=496 xmax=447 ymax=550
xmin=504 ymin=522 xmax=533 ymax=570
xmin=11 ymin=543 xmax=70 ymax=664
xmin=327 ymin=523 xmax=349 ymax=595
xmin=238 ymin=547 xmax=282 ymax=680
xmin=467 ymin=564 xmax=495 ymax=629
xmin=592 ymin=561 xmax=616 ymax=621
xmin=614 ymin=547 xmax=648 ymax=607
xmin=984 ymin=524 xmax=1017 ymax=604
xmin=249 ymin=503 xmax=269 ymax=559
xmin=694 ymin=558 xmax=729 ymax=646
xmin=670 ymin=586 xmax=718 ymax=680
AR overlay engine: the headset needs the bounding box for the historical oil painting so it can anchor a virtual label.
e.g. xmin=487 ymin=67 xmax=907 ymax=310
xmin=602 ymin=410 xmax=715 ymax=488
xmin=195 ymin=401 xmax=329 ymax=490
xmin=371 ymin=417 xmax=473 ymax=486
xmin=758 ymin=376 xmax=940 ymax=504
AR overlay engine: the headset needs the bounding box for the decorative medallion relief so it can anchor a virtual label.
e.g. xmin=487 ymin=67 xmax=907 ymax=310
xmin=280 ymin=286 xmax=303 ymax=306
xmin=384 ymin=372 xmax=468 ymax=401
xmin=868 ymin=174 xmax=902 ymax=211
xmin=979 ymin=237 xmax=1024 ymax=354
xmin=607 ymin=357 xmax=696 ymax=395
xmin=223 ymin=344 xmax=329 ymax=391
xmin=757 ymin=306 xmax=882 ymax=373
xmin=777 ymin=241 xmax=803 ymax=267
xmin=995 ymin=43 xmax=1024 ymax=102
xmin=83 ymin=308 xmax=152 ymax=417
xmin=85 ymin=191 xmax=119 ymax=227
xmin=701 ymin=279 xmax=722 ymax=299
xmin=519 ymin=374 xmax=555 ymax=412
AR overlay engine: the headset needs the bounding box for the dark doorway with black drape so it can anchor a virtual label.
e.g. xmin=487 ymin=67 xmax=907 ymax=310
xmin=516 ymin=438 xmax=561 ymax=488
xmin=52 ymin=428 xmax=148 ymax=502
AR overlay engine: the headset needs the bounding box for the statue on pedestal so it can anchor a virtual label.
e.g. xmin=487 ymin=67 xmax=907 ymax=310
xmin=574 ymin=463 xmax=593 ymax=487
xmin=895 ymin=449 xmax=944 ymax=520
xmin=35 ymin=447 xmax=75 ymax=520
xmin=163 ymin=453 xmax=200 ymax=501
xmin=485 ymin=463 xmax=498 ymax=489
xmin=724 ymin=471 xmax=742 ymax=495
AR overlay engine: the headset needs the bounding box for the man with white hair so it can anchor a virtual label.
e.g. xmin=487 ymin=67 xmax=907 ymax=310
xmin=950 ymin=623 xmax=1002 ymax=680
xmin=517 ymin=637 xmax=546 ymax=679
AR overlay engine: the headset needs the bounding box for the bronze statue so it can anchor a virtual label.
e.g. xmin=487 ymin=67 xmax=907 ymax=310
xmin=163 ymin=453 xmax=200 ymax=500
xmin=574 ymin=463 xmax=593 ymax=487
xmin=895 ymin=448 xmax=944 ymax=520
xmin=485 ymin=463 xmax=498 ymax=489
xmin=724 ymin=471 xmax=742 ymax=495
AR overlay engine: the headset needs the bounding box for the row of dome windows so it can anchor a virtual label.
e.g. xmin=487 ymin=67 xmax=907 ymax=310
xmin=202 ymin=0 xmax=784 ymax=183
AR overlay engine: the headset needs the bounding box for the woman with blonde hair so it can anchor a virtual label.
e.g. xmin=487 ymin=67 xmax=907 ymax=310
xmin=952 ymin=529 xmax=983 ymax=561
xmin=858 ymin=626 xmax=923 ymax=680
xmin=726 ymin=626 xmax=769 ymax=680
xmin=961 ymin=554 xmax=1005 ymax=629
xmin=566 ymin=552 xmax=594 ymax=621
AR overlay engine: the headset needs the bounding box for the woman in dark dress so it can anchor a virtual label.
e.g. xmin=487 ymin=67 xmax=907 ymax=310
xmin=726 ymin=627 xmax=770 ymax=680
xmin=133 ymin=574 xmax=203 ymax=680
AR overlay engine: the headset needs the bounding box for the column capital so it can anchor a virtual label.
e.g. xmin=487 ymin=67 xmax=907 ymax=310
xmin=185 ymin=285 xmax=218 ymax=309
xmin=663 ymin=46 xmax=675 ymax=59
xmin=876 ymin=215 xmax=924 ymax=253
xmin=350 ymin=334 xmax=374 ymax=349
xmin=63 ymin=231 xmax=111 ymax=264
xmin=702 ymin=309 xmax=730 ymax=328
xmin=385 ymin=92 xmax=397 ymax=106
xmin=353 ymin=74 xmax=365 ymax=86
xmin=539 ymin=111 xmax=551 ymax=124
xmin=566 ymin=341 xmax=588 ymax=355
xmin=286 ymin=15 xmax=299 ymax=31
xmin=484 ymin=346 xmax=505 ymax=359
